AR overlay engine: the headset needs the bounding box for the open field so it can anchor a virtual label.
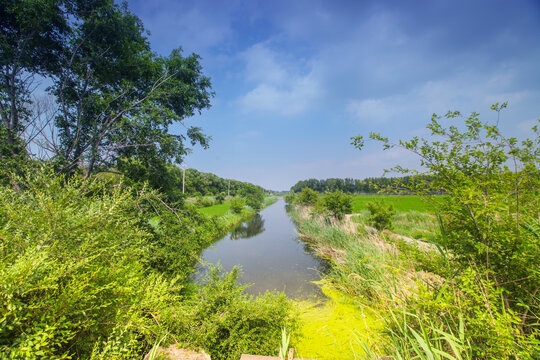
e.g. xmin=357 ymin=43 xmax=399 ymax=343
xmin=198 ymin=195 xmax=278 ymax=217
xmin=351 ymin=194 xmax=437 ymax=213
xmin=198 ymin=202 xmax=231 ymax=217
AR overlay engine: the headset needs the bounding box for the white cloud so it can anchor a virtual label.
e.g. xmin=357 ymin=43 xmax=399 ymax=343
xmin=237 ymin=43 xmax=321 ymax=116
xmin=346 ymin=98 xmax=393 ymax=123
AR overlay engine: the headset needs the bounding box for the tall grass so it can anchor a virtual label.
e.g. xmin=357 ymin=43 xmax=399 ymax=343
xmin=288 ymin=205 xmax=539 ymax=359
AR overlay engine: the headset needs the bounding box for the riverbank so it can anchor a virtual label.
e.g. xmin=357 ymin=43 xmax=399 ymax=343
xmin=203 ymin=195 xmax=279 ymax=240
xmin=288 ymin=203 xmax=538 ymax=359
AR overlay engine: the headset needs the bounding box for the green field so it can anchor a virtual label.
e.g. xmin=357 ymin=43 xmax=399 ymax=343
xmin=351 ymin=194 xmax=437 ymax=213
xmin=197 ymin=195 xmax=278 ymax=217
xmin=198 ymin=202 xmax=231 ymax=217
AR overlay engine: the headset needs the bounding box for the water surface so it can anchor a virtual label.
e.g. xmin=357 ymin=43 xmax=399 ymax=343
xmin=196 ymin=198 xmax=325 ymax=299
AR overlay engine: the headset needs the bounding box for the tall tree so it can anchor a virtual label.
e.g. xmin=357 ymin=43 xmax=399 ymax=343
xmin=0 ymin=0 xmax=70 ymax=151
xmin=1 ymin=0 xmax=213 ymax=177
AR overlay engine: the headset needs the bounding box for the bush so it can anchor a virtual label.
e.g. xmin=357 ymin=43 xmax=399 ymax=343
xmin=216 ymin=192 xmax=226 ymax=204
xmin=322 ymin=190 xmax=352 ymax=220
xmin=295 ymin=187 xmax=319 ymax=206
xmin=366 ymin=200 xmax=395 ymax=230
xmin=175 ymin=266 xmax=297 ymax=360
xmin=284 ymin=191 xmax=295 ymax=204
xmin=245 ymin=194 xmax=264 ymax=212
xmin=230 ymin=197 xmax=245 ymax=214
xmin=0 ymin=168 xmax=174 ymax=358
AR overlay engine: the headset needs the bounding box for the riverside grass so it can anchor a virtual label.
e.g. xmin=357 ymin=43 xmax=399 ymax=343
xmin=288 ymin=205 xmax=538 ymax=359
xmin=199 ymin=195 xmax=278 ymax=217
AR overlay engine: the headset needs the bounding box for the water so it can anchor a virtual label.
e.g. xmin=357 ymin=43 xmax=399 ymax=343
xmin=195 ymin=198 xmax=325 ymax=299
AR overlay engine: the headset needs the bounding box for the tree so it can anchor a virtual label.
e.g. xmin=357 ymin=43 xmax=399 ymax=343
xmin=0 ymin=0 xmax=212 ymax=178
xmin=322 ymin=190 xmax=352 ymax=220
xmin=0 ymin=0 xmax=72 ymax=151
xmin=53 ymin=3 xmax=212 ymax=177
xmin=295 ymin=187 xmax=319 ymax=206
xmin=352 ymin=103 xmax=540 ymax=325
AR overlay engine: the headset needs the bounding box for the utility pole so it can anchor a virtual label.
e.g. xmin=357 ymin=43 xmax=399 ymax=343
xmin=182 ymin=164 xmax=186 ymax=194
xmin=228 ymin=179 xmax=230 ymax=197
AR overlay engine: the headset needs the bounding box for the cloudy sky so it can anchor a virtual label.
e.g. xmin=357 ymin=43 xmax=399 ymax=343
xmin=126 ymin=0 xmax=540 ymax=191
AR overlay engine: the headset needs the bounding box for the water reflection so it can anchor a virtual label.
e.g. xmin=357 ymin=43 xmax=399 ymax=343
xmin=230 ymin=214 xmax=265 ymax=240
xmin=196 ymin=198 xmax=325 ymax=299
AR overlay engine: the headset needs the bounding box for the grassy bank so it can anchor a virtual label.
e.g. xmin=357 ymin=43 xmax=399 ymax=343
xmin=288 ymin=204 xmax=539 ymax=359
xmin=199 ymin=195 xmax=278 ymax=217
xmin=0 ymin=169 xmax=295 ymax=360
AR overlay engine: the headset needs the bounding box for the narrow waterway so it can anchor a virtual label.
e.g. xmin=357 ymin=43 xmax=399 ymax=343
xmin=195 ymin=198 xmax=325 ymax=299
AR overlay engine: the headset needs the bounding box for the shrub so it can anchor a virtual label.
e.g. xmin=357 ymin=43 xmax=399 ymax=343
xmin=322 ymin=190 xmax=352 ymax=220
xmin=216 ymin=192 xmax=226 ymax=204
xmin=0 ymin=169 xmax=174 ymax=358
xmin=295 ymin=187 xmax=319 ymax=206
xmin=366 ymin=200 xmax=395 ymax=230
xmin=284 ymin=191 xmax=295 ymax=204
xmin=245 ymin=194 xmax=264 ymax=212
xmin=175 ymin=266 xmax=298 ymax=360
xmin=230 ymin=197 xmax=245 ymax=214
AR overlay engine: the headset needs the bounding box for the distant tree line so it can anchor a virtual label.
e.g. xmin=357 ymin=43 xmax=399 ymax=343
xmin=184 ymin=168 xmax=267 ymax=197
xmin=290 ymin=176 xmax=436 ymax=194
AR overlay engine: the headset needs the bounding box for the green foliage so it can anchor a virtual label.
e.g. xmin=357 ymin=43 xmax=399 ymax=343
xmin=174 ymin=266 xmax=297 ymax=360
xmin=0 ymin=168 xmax=176 ymax=358
xmin=230 ymin=197 xmax=245 ymax=214
xmin=184 ymin=168 xmax=267 ymax=197
xmin=1 ymin=0 xmax=213 ymax=177
xmin=295 ymin=187 xmax=319 ymax=206
xmin=290 ymin=175 xmax=435 ymax=194
xmin=0 ymin=167 xmax=297 ymax=359
xmin=278 ymin=328 xmax=291 ymax=360
xmin=0 ymin=126 xmax=28 ymax=186
xmin=350 ymin=104 xmax=540 ymax=356
xmin=284 ymin=191 xmax=295 ymax=204
xmin=387 ymin=267 xmax=540 ymax=359
xmin=366 ymin=201 xmax=396 ymax=230
xmin=216 ymin=192 xmax=226 ymax=204
xmin=322 ymin=190 xmax=352 ymax=220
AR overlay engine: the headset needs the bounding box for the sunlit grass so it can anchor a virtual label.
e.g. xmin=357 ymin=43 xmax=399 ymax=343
xmin=351 ymin=195 xmax=439 ymax=214
xmin=199 ymin=202 xmax=232 ymax=217
xmin=351 ymin=210 xmax=439 ymax=241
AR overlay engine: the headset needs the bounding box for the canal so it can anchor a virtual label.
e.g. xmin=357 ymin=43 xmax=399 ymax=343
xmin=195 ymin=198 xmax=325 ymax=299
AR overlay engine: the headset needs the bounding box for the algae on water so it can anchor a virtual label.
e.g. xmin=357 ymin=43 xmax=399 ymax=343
xmin=294 ymin=283 xmax=382 ymax=360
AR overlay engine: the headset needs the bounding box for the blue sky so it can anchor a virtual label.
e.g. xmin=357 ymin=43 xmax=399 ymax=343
xmin=126 ymin=0 xmax=540 ymax=191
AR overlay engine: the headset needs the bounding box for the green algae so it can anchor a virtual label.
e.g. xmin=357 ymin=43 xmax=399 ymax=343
xmin=293 ymin=283 xmax=382 ymax=360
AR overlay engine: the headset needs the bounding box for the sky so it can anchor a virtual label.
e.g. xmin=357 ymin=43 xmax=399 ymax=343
xmin=126 ymin=0 xmax=540 ymax=191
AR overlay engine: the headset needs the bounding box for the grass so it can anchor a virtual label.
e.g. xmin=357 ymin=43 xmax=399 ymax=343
xmin=199 ymin=202 xmax=231 ymax=217
xmin=198 ymin=195 xmax=278 ymax=217
xmin=350 ymin=194 xmax=438 ymax=214
xmin=351 ymin=210 xmax=439 ymax=242
xmin=288 ymin=206 xmax=474 ymax=359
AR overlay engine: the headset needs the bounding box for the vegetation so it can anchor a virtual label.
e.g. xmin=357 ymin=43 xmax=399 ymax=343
xmin=290 ymin=105 xmax=540 ymax=359
xmin=184 ymin=168 xmax=267 ymax=197
xmin=2 ymin=0 xmax=539 ymax=358
xmin=321 ymin=190 xmax=352 ymax=220
xmin=290 ymin=175 xmax=436 ymax=194
xmin=176 ymin=266 xmax=297 ymax=360
xmin=0 ymin=165 xmax=294 ymax=359
xmin=2 ymin=0 xmax=212 ymax=179
xmin=366 ymin=201 xmax=396 ymax=230
xmin=351 ymin=194 xmax=435 ymax=213
xmin=0 ymin=1 xmax=293 ymax=359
